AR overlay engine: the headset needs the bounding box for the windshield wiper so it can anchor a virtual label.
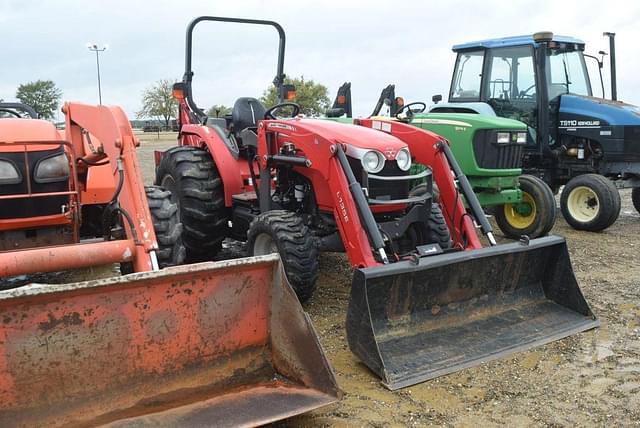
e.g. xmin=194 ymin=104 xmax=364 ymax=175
xmin=562 ymin=56 xmax=571 ymax=94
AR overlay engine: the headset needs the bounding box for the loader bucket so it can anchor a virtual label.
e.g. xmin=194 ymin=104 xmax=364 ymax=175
xmin=347 ymin=236 xmax=598 ymax=390
xmin=0 ymin=255 xmax=340 ymax=427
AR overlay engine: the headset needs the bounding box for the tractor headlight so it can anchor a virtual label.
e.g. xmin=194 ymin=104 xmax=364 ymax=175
xmin=0 ymin=159 xmax=21 ymax=184
xmin=496 ymin=132 xmax=511 ymax=144
xmin=515 ymin=131 xmax=527 ymax=143
xmin=34 ymin=153 xmax=70 ymax=183
xmin=361 ymin=150 xmax=385 ymax=173
xmin=396 ymin=148 xmax=411 ymax=171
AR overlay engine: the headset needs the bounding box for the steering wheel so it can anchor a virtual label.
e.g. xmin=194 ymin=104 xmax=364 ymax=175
xmin=518 ymin=84 xmax=536 ymax=99
xmin=0 ymin=109 xmax=22 ymax=118
xmin=395 ymin=102 xmax=427 ymax=120
xmin=264 ymin=102 xmax=301 ymax=119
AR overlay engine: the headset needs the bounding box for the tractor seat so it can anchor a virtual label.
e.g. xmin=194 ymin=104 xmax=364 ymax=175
xmin=232 ymin=97 xmax=267 ymax=144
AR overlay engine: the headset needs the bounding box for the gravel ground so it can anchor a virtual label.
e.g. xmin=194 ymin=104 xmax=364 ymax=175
xmin=6 ymin=132 xmax=638 ymax=426
xmin=136 ymin=134 xmax=639 ymax=427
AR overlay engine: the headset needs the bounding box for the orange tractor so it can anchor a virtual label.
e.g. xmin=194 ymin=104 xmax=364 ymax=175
xmin=0 ymin=102 xmax=339 ymax=426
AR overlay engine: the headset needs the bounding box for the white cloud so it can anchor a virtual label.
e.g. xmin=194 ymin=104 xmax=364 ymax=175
xmin=1 ymin=0 xmax=638 ymax=118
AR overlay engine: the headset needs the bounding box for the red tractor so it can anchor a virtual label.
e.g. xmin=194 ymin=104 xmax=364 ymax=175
xmin=157 ymin=16 xmax=598 ymax=390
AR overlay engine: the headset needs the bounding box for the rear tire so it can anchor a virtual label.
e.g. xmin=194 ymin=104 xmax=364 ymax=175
xmin=120 ymin=186 xmax=185 ymax=274
xmin=560 ymin=174 xmax=620 ymax=231
xmin=247 ymin=211 xmax=319 ymax=303
xmin=495 ymin=175 xmax=557 ymax=239
xmin=632 ymin=187 xmax=640 ymax=214
xmin=155 ymin=146 xmax=228 ymax=261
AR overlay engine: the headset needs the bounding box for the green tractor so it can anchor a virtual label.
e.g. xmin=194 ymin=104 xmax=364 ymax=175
xmin=324 ymin=82 xmax=556 ymax=239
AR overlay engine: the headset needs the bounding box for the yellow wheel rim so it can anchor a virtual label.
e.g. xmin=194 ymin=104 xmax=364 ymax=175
xmin=503 ymin=192 xmax=537 ymax=230
xmin=567 ymin=186 xmax=599 ymax=222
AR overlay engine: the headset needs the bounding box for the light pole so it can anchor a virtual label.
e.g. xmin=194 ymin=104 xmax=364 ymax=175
xmin=86 ymin=42 xmax=108 ymax=104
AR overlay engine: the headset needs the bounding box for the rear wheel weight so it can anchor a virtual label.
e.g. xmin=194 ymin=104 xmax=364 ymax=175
xmin=155 ymin=146 xmax=228 ymax=262
xmin=495 ymin=174 xmax=557 ymax=239
xmin=247 ymin=210 xmax=319 ymax=303
xmin=560 ymin=174 xmax=620 ymax=231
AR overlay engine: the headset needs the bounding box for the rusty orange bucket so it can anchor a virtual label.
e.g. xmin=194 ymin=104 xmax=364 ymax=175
xmin=0 ymin=254 xmax=340 ymax=427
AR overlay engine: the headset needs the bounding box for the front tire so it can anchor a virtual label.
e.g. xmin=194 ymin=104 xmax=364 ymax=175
xmin=155 ymin=146 xmax=228 ymax=262
xmin=397 ymin=203 xmax=452 ymax=253
xmin=495 ymin=175 xmax=557 ymax=239
xmin=424 ymin=203 xmax=453 ymax=249
xmin=145 ymin=186 xmax=186 ymax=267
xmin=632 ymin=187 xmax=640 ymax=214
xmin=120 ymin=186 xmax=185 ymax=274
xmin=247 ymin=211 xmax=319 ymax=303
xmin=560 ymin=174 xmax=620 ymax=231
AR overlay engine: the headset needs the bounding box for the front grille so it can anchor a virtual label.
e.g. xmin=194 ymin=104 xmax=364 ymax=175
xmin=347 ymin=156 xmax=409 ymax=201
xmin=472 ymin=130 xmax=524 ymax=170
xmin=0 ymin=146 xmax=69 ymax=219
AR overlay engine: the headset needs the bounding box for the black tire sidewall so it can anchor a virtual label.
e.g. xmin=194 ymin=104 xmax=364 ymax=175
xmin=247 ymin=211 xmax=319 ymax=303
xmin=155 ymin=146 xmax=228 ymax=261
xmin=560 ymin=174 xmax=621 ymax=231
xmin=632 ymin=187 xmax=640 ymax=214
xmin=495 ymin=174 xmax=556 ymax=239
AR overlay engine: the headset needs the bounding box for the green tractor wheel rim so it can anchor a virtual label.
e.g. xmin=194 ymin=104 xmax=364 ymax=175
xmin=503 ymin=192 xmax=537 ymax=229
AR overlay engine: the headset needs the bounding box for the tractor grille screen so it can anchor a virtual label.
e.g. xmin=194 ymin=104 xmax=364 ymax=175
xmin=347 ymin=156 xmax=409 ymax=201
xmin=0 ymin=147 xmax=69 ymax=219
xmin=472 ymin=130 xmax=524 ymax=170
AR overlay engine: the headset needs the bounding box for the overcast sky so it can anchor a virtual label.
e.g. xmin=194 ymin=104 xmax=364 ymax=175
xmin=1 ymin=0 xmax=639 ymax=120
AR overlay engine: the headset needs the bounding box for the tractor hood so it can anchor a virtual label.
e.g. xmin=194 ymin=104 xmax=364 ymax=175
xmin=278 ymin=118 xmax=409 ymax=155
xmin=411 ymin=112 xmax=527 ymax=131
xmin=0 ymin=119 xmax=63 ymax=152
xmin=560 ymin=95 xmax=640 ymax=126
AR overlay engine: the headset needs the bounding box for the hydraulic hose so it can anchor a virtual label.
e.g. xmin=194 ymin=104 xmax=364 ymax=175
xmin=438 ymin=141 xmax=497 ymax=246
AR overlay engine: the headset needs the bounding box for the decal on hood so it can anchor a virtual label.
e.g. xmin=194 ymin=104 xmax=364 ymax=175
xmin=268 ymin=122 xmax=296 ymax=131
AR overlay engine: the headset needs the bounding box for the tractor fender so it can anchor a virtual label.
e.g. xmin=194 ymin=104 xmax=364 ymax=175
xmin=429 ymin=102 xmax=496 ymax=116
xmin=179 ymin=123 xmax=245 ymax=207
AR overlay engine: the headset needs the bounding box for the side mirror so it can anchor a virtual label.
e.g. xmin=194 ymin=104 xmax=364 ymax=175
xmin=432 ymin=94 xmax=443 ymax=104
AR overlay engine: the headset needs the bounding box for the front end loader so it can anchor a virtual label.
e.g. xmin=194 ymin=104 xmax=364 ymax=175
xmin=0 ymin=102 xmax=339 ymax=425
xmin=158 ymin=15 xmax=598 ymax=391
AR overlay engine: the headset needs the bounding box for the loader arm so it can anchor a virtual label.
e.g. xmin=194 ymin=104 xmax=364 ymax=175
xmin=258 ymin=123 xmax=379 ymax=268
xmin=355 ymin=118 xmax=482 ymax=250
xmin=63 ymin=102 xmax=159 ymax=272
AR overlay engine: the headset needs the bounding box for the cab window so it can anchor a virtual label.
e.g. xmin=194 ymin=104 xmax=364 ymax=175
xmin=450 ymin=50 xmax=484 ymax=101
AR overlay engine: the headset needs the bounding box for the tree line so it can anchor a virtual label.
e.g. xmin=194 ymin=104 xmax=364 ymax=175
xmin=138 ymin=75 xmax=331 ymax=126
xmin=3 ymin=76 xmax=331 ymax=123
xmin=0 ymin=80 xmax=63 ymax=119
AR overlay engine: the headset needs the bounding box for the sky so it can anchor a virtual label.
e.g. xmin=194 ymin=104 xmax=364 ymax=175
xmin=1 ymin=0 xmax=639 ymax=120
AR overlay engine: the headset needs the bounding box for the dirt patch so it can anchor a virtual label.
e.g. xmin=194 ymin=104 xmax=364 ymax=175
xmin=287 ymin=190 xmax=640 ymax=427
xmin=135 ymin=138 xmax=640 ymax=425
